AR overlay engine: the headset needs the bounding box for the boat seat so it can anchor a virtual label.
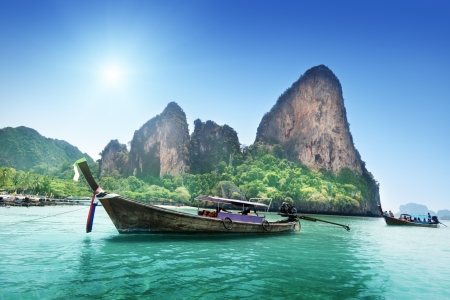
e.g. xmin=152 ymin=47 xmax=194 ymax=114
xmin=218 ymin=212 xmax=263 ymax=224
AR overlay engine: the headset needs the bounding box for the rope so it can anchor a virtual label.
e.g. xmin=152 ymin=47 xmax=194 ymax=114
xmin=1 ymin=206 xmax=89 ymax=227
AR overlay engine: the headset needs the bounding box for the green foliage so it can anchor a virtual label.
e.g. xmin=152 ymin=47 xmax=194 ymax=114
xmin=215 ymin=181 xmax=244 ymax=199
xmin=0 ymin=126 xmax=93 ymax=172
xmin=0 ymin=138 xmax=376 ymax=211
xmin=272 ymin=144 xmax=284 ymax=159
xmin=0 ymin=166 xmax=91 ymax=198
xmin=208 ymin=144 xmax=374 ymax=210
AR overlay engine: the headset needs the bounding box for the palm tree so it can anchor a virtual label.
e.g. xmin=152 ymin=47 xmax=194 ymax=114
xmin=0 ymin=167 xmax=12 ymax=188
xmin=31 ymin=174 xmax=43 ymax=194
xmin=12 ymin=171 xmax=23 ymax=193
xmin=18 ymin=172 xmax=31 ymax=194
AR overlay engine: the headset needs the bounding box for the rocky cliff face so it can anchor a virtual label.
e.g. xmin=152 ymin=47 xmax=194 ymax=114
xmin=127 ymin=102 xmax=190 ymax=178
xmin=256 ymin=65 xmax=380 ymax=215
xmin=256 ymin=65 xmax=362 ymax=174
xmin=189 ymin=119 xmax=240 ymax=174
xmin=398 ymin=203 xmax=435 ymax=216
xmin=99 ymin=140 xmax=129 ymax=178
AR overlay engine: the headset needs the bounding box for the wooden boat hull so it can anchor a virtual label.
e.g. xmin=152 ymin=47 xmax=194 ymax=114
xmin=382 ymin=216 xmax=438 ymax=228
xmin=100 ymin=195 xmax=299 ymax=234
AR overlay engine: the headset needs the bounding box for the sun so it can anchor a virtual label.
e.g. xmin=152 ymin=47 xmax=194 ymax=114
xmin=106 ymin=68 xmax=120 ymax=82
xmin=104 ymin=67 xmax=121 ymax=84
xmin=102 ymin=65 xmax=125 ymax=85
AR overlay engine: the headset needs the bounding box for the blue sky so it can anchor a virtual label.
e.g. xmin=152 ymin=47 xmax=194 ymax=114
xmin=1 ymin=0 xmax=449 ymax=212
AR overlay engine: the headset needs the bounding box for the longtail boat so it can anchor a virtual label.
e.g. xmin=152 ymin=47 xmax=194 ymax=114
xmin=378 ymin=205 xmax=440 ymax=228
xmin=74 ymin=159 xmax=350 ymax=234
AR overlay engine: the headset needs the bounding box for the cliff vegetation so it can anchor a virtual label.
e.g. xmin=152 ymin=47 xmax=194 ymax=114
xmin=0 ymin=66 xmax=381 ymax=215
xmin=189 ymin=119 xmax=240 ymax=174
xmin=0 ymin=126 xmax=93 ymax=173
xmin=0 ymin=163 xmax=96 ymax=198
xmin=92 ymin=142 xmax=378 ymax=215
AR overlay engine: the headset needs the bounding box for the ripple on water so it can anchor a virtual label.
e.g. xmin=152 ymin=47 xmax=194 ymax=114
xmin=1 ymin=207 xmax=450 ymax=299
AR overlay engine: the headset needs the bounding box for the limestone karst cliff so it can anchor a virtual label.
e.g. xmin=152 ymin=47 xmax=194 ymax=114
xmin=99 ymin=140 xmax=129 ymax=178
xmin=255 ymin=65 xmax=380 ymax=215
xmin=256 ymin=65 xmax=361 ymax=174
xmin=94 ymin=65 xmax=380 ymax=216
xmin=189 ymin=119 xmax=240 ymax=174
xmin=127 ymin=102 xmax=190 ymax=178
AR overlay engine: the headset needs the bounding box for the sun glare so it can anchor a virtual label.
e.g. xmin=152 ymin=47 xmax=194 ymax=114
xmin=102 ymin=65 xmax=125 ymax=86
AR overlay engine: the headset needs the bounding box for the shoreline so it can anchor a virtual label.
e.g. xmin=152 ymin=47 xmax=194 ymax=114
xmin=0 ymin=196 xmax=388 ymax=218
xmin=0 ymin=202 xmax=383 ymax=217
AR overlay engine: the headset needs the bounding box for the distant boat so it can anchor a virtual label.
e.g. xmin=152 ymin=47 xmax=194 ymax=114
xmin=0 ymin=195 xmax=14 ymax=206
xmin=378 ymin=205 xmax=440 ymax=228
xmin=75 ymin=159 xmax=350 ymax=234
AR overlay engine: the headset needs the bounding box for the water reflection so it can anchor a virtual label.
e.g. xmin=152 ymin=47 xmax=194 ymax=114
xmin=2 ymin=206 xmax=448 ymax=299
xmin=71 ymin=215 xmax=385 ymax=299
xmin=103 ymin=232 xmax=281 ymax=244
xmin=79 ymin=237 xmax=94 ymax=273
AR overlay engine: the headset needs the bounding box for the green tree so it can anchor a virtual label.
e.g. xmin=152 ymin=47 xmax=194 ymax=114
xmin=263 ymin=172 xmax=280 ymax=188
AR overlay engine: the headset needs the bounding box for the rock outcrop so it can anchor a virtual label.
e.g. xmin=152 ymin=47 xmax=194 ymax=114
xmin=99 ymin=140 xmax=129 ymax=177
xmin=94 ymin=65 xmax=381 ymax=216
xmin=256 ymin=65 xmax=361 ymax=174
xmin=189 ymin=119 xmax=240 ymax=174
xmin=437 ymin=210 xmax=450 ymax=219
xmin=397 ymin=203 xmax=436 ymax=216
xmin=255 ymin=65 xmax=380 ymax=216
xmin=127 ymin=102 xmax=190 ymax=178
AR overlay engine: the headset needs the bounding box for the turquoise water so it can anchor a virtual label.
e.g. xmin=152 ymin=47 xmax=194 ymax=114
xmin=1 ymin=206 xmax=449 ymax=299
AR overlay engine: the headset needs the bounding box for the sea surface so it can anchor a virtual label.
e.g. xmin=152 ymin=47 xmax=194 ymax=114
xmin=1 ymin=205 xmax=449 ymax=300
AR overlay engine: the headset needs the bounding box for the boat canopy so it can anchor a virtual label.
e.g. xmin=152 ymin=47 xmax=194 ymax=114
xmin=195 ymin=196 xmax=269 ymax=208
xmin=400 ymin=213 xmax=429 ymax=218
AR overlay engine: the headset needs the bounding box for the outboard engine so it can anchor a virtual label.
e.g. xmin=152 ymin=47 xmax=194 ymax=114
xmin=432 ymin=216 xmax=439 ymax=224
xmin=279 ymin=202 xmax=297 ymax=221
xmin=279 ymin=202 xmax=297 ymax=215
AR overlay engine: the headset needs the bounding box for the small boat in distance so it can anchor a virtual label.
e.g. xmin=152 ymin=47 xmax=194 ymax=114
xmin=74 ymin=158 xmax=351 ymax=234
xmin=378 ymin=205 xmax=440 ymax=228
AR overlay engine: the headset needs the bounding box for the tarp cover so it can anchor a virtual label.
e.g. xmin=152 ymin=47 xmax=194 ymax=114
xmin=195 ymin=196 xmax=269 ymax=208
